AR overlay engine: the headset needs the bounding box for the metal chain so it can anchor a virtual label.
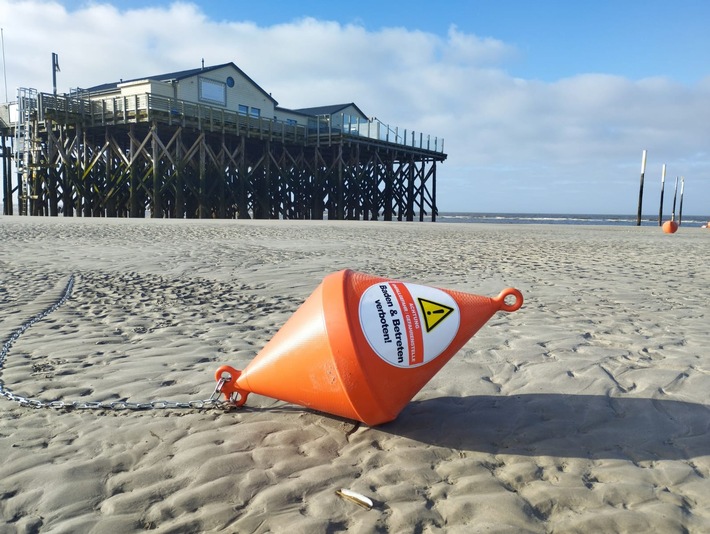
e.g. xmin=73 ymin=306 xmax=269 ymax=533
xmin=0 ymin=274 xmax=229 ymax=412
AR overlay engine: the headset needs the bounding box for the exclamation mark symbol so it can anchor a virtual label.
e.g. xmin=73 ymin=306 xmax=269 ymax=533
xmin=418 ymin=298 xmax=455 ymax=332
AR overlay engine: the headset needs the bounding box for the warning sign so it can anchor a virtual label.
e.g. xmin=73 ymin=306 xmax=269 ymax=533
xmin=358 ymin=281 xmax=460 ymax=368
xmin=418 ymin=298 xmax=454 ymax=332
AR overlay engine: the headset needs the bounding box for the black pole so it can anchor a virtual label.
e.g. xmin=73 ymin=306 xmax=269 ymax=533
xmin=636 ymin=149 xmax=647 ymax=226
xmin=658 ymin=163 xmax=665 ymax=226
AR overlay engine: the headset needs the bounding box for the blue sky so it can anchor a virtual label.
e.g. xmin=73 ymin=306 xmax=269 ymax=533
xmin=57 ymin=0 xmax=710 ymax=84
xmin=2 ymin=0 xmax=709 ymax=216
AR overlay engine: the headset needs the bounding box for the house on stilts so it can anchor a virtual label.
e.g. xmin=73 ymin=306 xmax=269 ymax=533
xmin=0 ymin=62 xmax=446 ymax=220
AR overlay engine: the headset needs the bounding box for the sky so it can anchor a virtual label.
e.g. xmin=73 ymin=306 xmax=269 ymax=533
xmin=1 ymin=0 xmax=709 ymax=216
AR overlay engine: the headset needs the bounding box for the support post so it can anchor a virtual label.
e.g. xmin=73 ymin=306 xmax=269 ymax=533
xmin=129 ymin=125 xmax=139 ymax=217
xmin=336 ymin=143 xmax=344 ymax=220
xmin=198 ymin=134 xmax=207 ymax=218
xmin=48 ymin=121 xmax=59 ymax=216
xmin=1 ymin=135 xmax=10 ymax=215
xmin=151 ymin=124 xmax=161 ymax=218
xmin=406 ymin=157 xmax=415 ymax=222
xmin=432 ymin=162 xmax=437 ymax=222
xmin=175 ymin=129 xmax=184 ymax=219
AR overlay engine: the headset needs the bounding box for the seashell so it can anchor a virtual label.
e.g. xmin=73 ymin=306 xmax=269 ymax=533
xmin=335 ymin=488 xmax=374 ymax=510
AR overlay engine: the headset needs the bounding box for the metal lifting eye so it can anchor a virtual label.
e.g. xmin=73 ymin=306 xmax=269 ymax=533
xmin=213 ymin=366 xmax=249 ymax=406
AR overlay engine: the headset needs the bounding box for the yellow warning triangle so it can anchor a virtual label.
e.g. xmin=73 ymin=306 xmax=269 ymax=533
xmin=418 ymin=298 xmax=454 ymax=332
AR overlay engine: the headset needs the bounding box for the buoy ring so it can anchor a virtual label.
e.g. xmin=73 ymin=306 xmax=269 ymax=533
xmin=494 ymin=287 xmax=524 ymax=312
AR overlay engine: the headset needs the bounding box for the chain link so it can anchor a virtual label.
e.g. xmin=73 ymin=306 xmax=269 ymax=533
xmin=0 ymin=274 xmax=230 ymax=412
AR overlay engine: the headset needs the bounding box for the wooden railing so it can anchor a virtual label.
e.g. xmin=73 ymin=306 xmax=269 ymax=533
xmin=10 ymin=92 xmax=445 ymax=154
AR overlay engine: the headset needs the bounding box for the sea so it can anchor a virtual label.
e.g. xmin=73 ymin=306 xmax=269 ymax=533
xmin=437 ymin=213 xmax=710 ymax=227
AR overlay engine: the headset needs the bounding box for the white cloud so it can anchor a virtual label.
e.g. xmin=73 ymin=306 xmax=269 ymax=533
xmin=1 ymin=0 xmax=708 ymax=215
xmin=442 ymin=25 xmax=517 ymax=66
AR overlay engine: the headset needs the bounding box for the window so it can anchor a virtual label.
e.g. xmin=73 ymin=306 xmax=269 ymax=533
xmin=286 ymin=119 xmax=298 ymax=126
xmin=198 ymin=77 xmax=226 ymax=106
xmin=250 ymin=107 xmax=261 ymax=118
xmin=238 ymin=104 xmax=248 ymax=115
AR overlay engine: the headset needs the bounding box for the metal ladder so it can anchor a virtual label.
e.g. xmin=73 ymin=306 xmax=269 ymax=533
xmin=13 ymin=87 xmax=38 ymax=215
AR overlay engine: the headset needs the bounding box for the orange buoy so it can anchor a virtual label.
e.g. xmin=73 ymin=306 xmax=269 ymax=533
xmin=662 ymin=220 xmax=679 ymax=234
xmin=214 ymin=269 xmax=523 ymax=425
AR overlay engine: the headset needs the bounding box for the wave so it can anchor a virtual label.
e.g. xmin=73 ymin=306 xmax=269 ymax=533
xmin=438 ymin=212 xmax=710 ymax=226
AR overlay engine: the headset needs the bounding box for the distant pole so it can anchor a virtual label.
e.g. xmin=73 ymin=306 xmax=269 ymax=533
xmin=671 ymin=176 xmax=678 ymax=222
xmin=636 ymin=149 xmax=647 ymax=226
xmin=658 ymin=164 xmax=666 ymax=226
xmin=678 ymin=176 xmax=685 ymax=226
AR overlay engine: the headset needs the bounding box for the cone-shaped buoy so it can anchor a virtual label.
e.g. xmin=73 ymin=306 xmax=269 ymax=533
xmin=662 ymin=220 xmax=679 ymax=234
xmin=215 ymin=270 xmax=523 ymax=425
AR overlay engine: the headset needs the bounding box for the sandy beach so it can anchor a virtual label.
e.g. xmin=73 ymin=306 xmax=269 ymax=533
xmin=1 ymin=216 xmax=708 ymax=533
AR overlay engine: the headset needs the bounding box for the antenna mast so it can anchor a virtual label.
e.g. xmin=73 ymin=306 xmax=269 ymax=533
xmin=52 ymin=52 xmax=60 ymax=95
xmin=1 ymin=28 xmax=8 ymax=101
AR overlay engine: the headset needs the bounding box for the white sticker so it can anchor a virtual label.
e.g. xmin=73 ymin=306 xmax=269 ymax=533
xmin=358 ymin=281 xmax=460 ymax=368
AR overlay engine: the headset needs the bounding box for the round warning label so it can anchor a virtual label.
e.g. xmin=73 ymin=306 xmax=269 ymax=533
xmin=358 ymin=281 xmax=460 ymax=368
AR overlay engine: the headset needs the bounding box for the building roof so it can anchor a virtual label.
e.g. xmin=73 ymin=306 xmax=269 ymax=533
xmin=84 ymin=62 xmax=278 ymax=104
xmin=293 ymin=103 xmax=368 ymax=118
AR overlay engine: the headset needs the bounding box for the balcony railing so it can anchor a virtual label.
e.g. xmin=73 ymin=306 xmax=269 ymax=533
xmin=2 ymin=91 xmax=445 ymax=154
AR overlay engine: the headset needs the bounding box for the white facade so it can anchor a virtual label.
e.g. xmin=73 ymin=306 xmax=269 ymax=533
xmin=174 ymin=65 xmax=276 ymax=119
xmin=274 ymin=107 xmax=309 ymax=125
xmin=88 ymin=63 xmax=278 ymax=122
xmin=76 ymin=63 xmax=376 ymax=130
xmin=116 ymin=79 xmax=173 ymax=99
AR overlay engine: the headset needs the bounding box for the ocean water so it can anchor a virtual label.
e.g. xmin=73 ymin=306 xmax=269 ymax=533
xmin=438 ymin=212 xmax=710 ymax=227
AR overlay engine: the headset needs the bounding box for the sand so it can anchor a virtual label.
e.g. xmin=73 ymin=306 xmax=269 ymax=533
xmin=0 ymin=215 xmax=708 ymax=533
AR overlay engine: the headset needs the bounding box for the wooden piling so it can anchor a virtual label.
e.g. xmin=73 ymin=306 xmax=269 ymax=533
xmin=636 ymin=149 xmax=647 ymax=226
xmin=678 ymin=176 xmax=684 ymax=226
xmin=1 ymin=135 xmax=11 ymax=215
xmin=671 ymin=176 xmax=678 ymax=222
